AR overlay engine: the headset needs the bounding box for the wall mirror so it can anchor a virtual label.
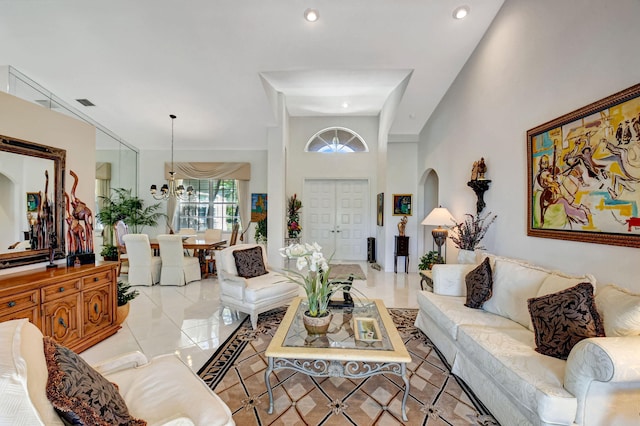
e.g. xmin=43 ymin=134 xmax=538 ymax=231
xmin=0 ymin=135 xmax=65 ymax=268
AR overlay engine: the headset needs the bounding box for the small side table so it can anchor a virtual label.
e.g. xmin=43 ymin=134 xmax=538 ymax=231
xmin=418 ymin=270 xmax=433 ymax=291
xmin=394 ymin=236 xmax=409 ymax=273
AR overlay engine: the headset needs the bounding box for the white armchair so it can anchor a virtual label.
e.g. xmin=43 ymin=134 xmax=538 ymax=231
xmin=157 ymin=234 xmax=201 ymax=286
xmin=123 ymin=234 xmax=162 ymax=286
xmin=216 ymin=243 xmax=299 ymax=329
xmin=0 ymin=319 xmax=234 ymax=426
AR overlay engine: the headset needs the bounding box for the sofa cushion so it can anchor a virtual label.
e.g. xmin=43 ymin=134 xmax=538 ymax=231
xmin=0 ymin=319 xmax=56 ymax=426
xmin=455 ymin=324 xmax=577 ymax=425
xmin=464 ymin=257 xmax=493 ymax=309
xmin=233 ymin=246 xmax=268 ymax=278
xmin=482 ymin=258 xmax=550 ymax=330
xmin=596 ymin=284 xmax=640 ymax=336
xmin=527 ymin=283 xmax=604 ymax=360
xmin=104 ymin=354 xmax=233 ymax=426
xmin=417 ymin=291 xmax=518 ymax=341
xmin=43 ymin=337 xmax=146 ymax=426
xmin=536 ymin=272 xmax=597 ymax=298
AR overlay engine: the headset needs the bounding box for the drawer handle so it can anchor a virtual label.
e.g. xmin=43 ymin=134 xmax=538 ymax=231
xmin=8 ymin=301 xmax=16 ymax=308
xmin=59 ymin=287 xmax=65 ymax=293
xmin=94 ymin=303 xmax=99 ymax=314
xmin=94 ymin=277 xmax=99 ymax=282
xmin=58 ymin=317 xmax=68 ymax=329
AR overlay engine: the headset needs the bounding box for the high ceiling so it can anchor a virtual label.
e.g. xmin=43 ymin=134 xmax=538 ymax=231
xmin=0 ymin=1 xmax=504 ymax=151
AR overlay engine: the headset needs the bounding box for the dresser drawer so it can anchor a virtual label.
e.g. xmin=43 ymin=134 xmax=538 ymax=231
xmin=83 ymin=269 xmax=114 ymax=289
xmin=41 ymin=279 xmax=81 ymax=302
xmin=0 ymin=290 xmax=39 ymax=316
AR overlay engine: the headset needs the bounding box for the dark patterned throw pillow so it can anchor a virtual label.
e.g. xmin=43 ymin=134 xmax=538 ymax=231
xmin=43 ymin=337 xmax=146 ymax=426
xmin=464 ymin=257 xmax=493 ymax=309
xmin=527 ymin=282 xmax=605 ymax=360
xmin=233 ymin=246 xmax=269 ymax=278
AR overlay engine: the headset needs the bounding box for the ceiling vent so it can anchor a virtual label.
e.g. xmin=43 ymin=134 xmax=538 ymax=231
xmin=76 ymin=98 xmax=95 ymax=107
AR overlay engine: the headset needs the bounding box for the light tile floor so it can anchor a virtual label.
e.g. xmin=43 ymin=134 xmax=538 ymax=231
xmin=81 ymin=262 xmax=422 ymax=372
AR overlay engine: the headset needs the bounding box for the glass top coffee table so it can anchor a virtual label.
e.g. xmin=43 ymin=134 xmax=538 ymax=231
xmin=265 ymin=297 xmax=411 ymax=421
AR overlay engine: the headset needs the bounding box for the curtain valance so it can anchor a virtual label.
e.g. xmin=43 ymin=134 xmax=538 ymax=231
xmin=164 ymin=162 xmax=251 ymax=180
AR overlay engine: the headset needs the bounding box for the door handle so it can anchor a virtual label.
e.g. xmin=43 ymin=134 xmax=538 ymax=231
xmin=58 ymin=317 xmax=68 ymax=329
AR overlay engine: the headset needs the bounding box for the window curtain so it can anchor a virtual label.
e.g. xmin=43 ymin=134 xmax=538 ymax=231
xmin=163 ymin=162 xmax=251 ymax=233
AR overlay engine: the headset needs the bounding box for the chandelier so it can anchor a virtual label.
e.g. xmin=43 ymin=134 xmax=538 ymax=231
xmin=150 ymin=114 xmax=194 ymax=201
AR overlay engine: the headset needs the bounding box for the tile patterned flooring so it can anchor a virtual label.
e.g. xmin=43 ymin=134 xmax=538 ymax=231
xmin=81 ymin=262 xmax=422 ymax=372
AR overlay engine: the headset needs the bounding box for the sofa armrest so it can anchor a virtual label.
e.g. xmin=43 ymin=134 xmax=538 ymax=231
xmin=93 ymin=351 xmax=149 ymax=375
xmin=565 ymin=336 xmax=640 ymax=424
xmin=431 ymin=264 xmax=476 ymax=296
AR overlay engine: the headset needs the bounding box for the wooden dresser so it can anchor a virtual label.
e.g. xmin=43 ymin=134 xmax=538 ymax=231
xmin=0 ymin=262 xmax=120 ymax=352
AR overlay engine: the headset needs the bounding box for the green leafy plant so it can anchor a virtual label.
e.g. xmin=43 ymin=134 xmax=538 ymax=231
xmin=286 ymin=194 xmax=302 ymax=238
xmin=449 ymin=212 xmax=497 ymax=250
xmin=117 ymin=281 xmax=140 ymax=307
xmin=279 ymin=243 xmax=353 ymax=317
xmin=419 ymin=250 xmax=444 ymax=270
xmin=255 ymin=217 xmax=267 ymax=244
xmin=100 ymin=245 xmax=119 ymax=261
xmin=97 ymin=188 xmax=165 ymax=244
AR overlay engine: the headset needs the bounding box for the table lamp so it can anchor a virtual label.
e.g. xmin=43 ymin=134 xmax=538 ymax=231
xmin=421 ymin=207 xmax=454 ymax=259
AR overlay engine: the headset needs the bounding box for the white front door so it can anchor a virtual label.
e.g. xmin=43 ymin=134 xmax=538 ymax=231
xmin=304 ymin=179 xmax=369 ymax=261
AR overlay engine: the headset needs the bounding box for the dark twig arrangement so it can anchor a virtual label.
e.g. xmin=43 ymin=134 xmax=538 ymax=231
xmin=449 ymin=212 xmax=497 ymax=250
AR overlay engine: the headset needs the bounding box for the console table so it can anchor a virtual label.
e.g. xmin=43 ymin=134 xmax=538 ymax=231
xmin=0 ymin=262 xmax=120 ymax=352
xmin=394 ymin=236 xmax=409 ymax=273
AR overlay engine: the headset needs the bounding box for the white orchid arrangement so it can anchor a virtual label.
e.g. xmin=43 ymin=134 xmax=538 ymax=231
xmin=280 ymin=242 xmax=341 ymax=317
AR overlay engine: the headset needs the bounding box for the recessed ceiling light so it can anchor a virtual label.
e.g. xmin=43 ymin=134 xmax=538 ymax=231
xmin=452 ymin=5 xmax=470 ymax=19
xmin=304 ymin=8 xmax=319 ymax=22
xmin=341 ymin=102 xmax=349 ymax=109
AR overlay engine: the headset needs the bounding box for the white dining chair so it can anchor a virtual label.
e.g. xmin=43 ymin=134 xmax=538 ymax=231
xmin=157 ymin=234 xmax=201 ymax=286
xmin=178 ymin=228 xmax=197 ymax=255
xmin=122 ymin=234 xmax=161 ymax=286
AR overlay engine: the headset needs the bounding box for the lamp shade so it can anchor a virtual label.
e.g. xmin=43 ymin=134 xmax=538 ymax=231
xmin=421 ymin=207 xmax=453 ymax=227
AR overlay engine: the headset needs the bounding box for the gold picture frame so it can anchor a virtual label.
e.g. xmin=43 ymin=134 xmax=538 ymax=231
xmin=527 ymin=83 xmax=640 ymax=248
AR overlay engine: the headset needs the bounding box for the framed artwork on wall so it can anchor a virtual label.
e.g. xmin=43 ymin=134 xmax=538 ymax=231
xmin=392 ymin=194 xmax=412 ymax=216
xmin=250 ymin=193 xmax=267 ymax=222
xmin=377 ymin=193 xmax=384 ymax=226
xmin=527 ymin=82 xmax=640 ymax=248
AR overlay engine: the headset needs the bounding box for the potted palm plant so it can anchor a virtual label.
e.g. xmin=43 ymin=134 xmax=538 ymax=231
xmin=116 ymin=281 xmax=140 ymax=326
xmin=97 ymin=188 xmax=165 ymax=258
xmin=449 ymin=212 xmax=497 ymax=263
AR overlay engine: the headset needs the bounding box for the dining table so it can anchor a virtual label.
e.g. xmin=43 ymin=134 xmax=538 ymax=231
xmin=149 ymin=236 xmax=228 ymax=277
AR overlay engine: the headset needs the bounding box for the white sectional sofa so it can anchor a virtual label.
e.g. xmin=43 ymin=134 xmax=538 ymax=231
xmin=414 ymin=253 xmax=640 ymax=426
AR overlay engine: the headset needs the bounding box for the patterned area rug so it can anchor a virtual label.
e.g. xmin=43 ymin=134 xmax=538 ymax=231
xmin=328 ymin=264 xmax=366 ymax=280
xmin=198 ymin=308 xmax=499 ymax=425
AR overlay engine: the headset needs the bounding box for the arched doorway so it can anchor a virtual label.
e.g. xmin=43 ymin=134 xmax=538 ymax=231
xmin=417 ymin=169 xmax=439 ymax=260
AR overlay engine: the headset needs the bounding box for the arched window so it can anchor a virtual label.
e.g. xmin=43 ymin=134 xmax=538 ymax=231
xmin=305 ymin=127 xmax=368 ymax=153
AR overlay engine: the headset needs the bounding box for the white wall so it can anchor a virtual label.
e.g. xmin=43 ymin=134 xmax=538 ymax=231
xmin=418 ymin=0 xmax=640 ymax=291
xmin=386 ymin=142 xmax=418 ymax=271
xmin=0 ymin=91 xmax=96 ymax=274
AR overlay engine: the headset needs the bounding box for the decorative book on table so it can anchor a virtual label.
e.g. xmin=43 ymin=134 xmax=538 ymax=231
xmin=353 ymin=317 xmax=382 ymax=342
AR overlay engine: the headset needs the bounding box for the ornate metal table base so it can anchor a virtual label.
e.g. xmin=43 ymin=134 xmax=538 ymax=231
xmin=265 ymin=357 xmax=410 ymax=421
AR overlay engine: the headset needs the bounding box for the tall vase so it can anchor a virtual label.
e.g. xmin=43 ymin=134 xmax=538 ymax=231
xmin=457 ymin=249 xmax=477 ymax=264
xmin=302 ymin=311 xmax=332 ymax=335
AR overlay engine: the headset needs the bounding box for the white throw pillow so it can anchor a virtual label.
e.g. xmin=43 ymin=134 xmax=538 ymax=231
xmin=482 ymin=258 xmax=550 ymax=329
xmin=596 ymin=284 xmax=640 ymax=336
xmin=537 ymin=272 xmax=597 ymax=298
